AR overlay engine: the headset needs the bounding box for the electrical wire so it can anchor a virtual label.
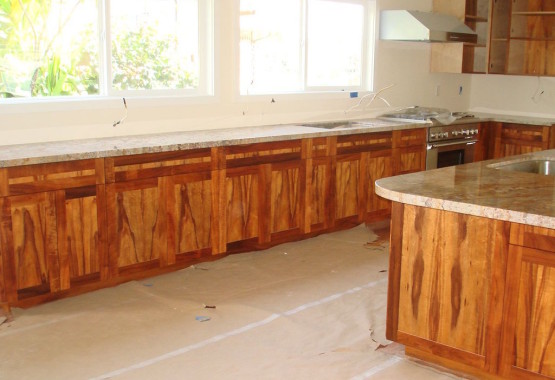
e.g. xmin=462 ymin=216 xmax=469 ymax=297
xmin=113 ymin=98 xmax=128 ymax=127
xmin=344 ymin=84 xmax=395 ymax=114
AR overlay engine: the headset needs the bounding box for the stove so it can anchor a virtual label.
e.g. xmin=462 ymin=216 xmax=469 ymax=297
xmin=380 ymin=106 xmax=480 ymax=169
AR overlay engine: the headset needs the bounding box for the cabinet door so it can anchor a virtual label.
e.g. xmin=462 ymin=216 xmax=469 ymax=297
xmin=167 ymin=172 xmax=212 ymax=263
xmin=501 ymin=244 xmax=555 ymax=379
xmin=493 ymin=123 xmax=552 ymax=158
xmin=269 ymin=161 xmax=303 ymax=237
xmin=224 ymin=140 xmax=303 ymax=246
xmin=396 ymin=205 xmax=497 ymax=369
xmin=4 ymin=193 xmax=60 ymax=299
xmin=392 ymin=129 xmax=427 ymax=175
xmin=105 ymin=149 xmax=214 ymax=273
xmin=366 ymin=150 xmax=393 ymax=219
xmin=334 ymin=132 xmax=393 ymax=226
xmin=107 ymin=178 xmax=166 ymax=272
xmin=225 ymin=166 xmax=260 ymax=244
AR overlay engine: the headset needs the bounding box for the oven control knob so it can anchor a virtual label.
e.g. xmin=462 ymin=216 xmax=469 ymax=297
xmin=442 ymin=132 xmax=449 ymax=138
xmin=430 ymin=133 xmax=437 ymax=139
xmin=452 ymin=131 xmax=459 ymax=137
xmin=462 ymin=130 xmax=470 ymax=136
xmin=474 ymin=129 xmax=479 ymax=134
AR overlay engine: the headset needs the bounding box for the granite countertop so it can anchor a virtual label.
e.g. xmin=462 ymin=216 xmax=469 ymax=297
xmin=0 ymin=119 xmax=427 ymax=168
xmin=375 ymin=150 xmax=555 ymax=229
xmin=0 ymin=113 xmax=553 ymax=168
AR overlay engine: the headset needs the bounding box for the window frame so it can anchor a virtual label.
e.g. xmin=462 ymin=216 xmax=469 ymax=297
xmin=0 ymin=0 xmax=215 ymax=102
xmin=237 ymin=0 xmax=375 ymax=96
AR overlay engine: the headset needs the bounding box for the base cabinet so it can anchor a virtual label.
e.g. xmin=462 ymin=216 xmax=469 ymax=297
xmin=500 ymin=225 xmax=555 ymax=379
xmin=0 ymin=128 xmax=427 ymax=307
xmin=388 ymin=202 xmax=555 ymax=380
xmin=491 ymin=122 xmax=555 ymax=159
xmin=0 ymin=159 xmax=106 ymax=305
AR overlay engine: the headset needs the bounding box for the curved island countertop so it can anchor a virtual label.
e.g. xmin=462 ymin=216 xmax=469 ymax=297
xmin=375 ymin=149 xmax=555 ymax=229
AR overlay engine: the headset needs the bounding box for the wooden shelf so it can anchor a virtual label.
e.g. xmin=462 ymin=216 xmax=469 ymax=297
xmin=465 ymin=15 xmax=488 ymax=22
xmin=512 ymin=11 xmax=555 ymax=16
xmin=510 ymin=37 xmax=555 ymax=42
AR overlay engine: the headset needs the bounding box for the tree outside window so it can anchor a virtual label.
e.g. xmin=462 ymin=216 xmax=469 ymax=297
xmin=0 ymin=0 xmax=205 ymax=99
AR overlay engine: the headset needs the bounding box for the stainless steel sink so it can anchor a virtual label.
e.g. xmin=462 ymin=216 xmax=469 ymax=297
xmin=301 ymin=120 xmax=386 ymax=130
xmin=492 ymin=159 xmax=555 ymax=176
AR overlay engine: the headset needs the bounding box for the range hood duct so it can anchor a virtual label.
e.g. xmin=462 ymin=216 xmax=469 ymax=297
xmin=380 ymin=10 xmax=477 ymax=43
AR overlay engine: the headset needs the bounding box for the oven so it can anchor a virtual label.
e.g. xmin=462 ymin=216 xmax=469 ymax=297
xmin=426 ymin=124 xmax=479 ymax=170
xmin=378 ymin=106 xmax=480 ymax=170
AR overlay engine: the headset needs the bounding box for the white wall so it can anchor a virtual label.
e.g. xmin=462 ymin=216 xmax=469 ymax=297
xmin=469 ymin=75 xmax=555 ymax=118
xmin=0 ymin=0 xmax=473 ymax=146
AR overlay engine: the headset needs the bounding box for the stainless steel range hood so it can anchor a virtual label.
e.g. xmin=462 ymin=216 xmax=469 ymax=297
xmin=380 ymin=10 xmax=477 ymax=43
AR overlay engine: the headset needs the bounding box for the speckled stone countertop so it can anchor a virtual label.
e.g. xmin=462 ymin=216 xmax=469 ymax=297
xmin=375 ymin=149 xmax=555 ymax=229
xmin=0 ymin=113 xmax=553 ymax=168
xmin=0 ymin=119 xmax=428 ymax=168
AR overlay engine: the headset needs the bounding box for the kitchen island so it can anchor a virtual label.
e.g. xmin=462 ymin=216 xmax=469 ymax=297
xmin=375 ymin=150 xmax=555 ymax=379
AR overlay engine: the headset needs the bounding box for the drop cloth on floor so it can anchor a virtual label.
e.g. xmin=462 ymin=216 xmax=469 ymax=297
xmin=0 ymin=224 xmax=460 ymax=380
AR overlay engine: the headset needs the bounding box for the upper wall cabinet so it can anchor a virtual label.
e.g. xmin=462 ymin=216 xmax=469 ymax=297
xmin=490 ymin=0 xmax=555 ymax=76
xmin=431 ymin=0 xmax=490 ymax=74
xmin=432 ymin=0 xmax=555 ymax=76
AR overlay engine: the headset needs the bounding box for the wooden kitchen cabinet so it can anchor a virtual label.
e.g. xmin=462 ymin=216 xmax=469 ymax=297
xmin=491 ymin=122 xmax=554 ymax=159
xmin=304 ymin=137 xmax=335 ymax=232
xmin=490 ymin=0 xmax=555 ymax=76
xmin=387 ymin=201 xmax=555 ymax=379
xmin=392 ymin=128 xmax=427 ymax=175
xmin=223 ymin=140 xmax=304 ymax=249
xmin=0 ymin=126 xmax=428 ymax=308
xmin=431 ymin=0 xmax=490 ymax=74
xmin=334 ymin=132 xmax=396 ymax=227
xmin=0 ymin=159 xmax=106 ymax=305
xmin=105 ymin=149 xmax=214 ymax=275
xmin=389 ymin=204 xmax=502 ymax=374
xmin=500 ymin=225 xmax=555 ymax=378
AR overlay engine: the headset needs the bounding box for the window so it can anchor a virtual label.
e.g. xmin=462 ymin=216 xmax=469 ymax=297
xmin=239 ymin=0 xmax=371 ymax=95
xmin=0 ymin=0 xmax=213 ymax=99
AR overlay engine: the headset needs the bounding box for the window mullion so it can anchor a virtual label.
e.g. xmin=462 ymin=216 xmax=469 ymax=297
xmin=100 ymin=0 xmax=112 ymax=96
xmin=301 ymin=0 xmax=308 ymax=91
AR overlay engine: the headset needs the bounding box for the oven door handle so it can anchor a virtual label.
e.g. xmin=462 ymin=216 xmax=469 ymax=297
xmin=427 ymin=140 xmax=477 ymax=150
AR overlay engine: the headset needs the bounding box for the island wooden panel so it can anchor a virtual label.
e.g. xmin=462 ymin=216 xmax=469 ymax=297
xmin=514 ymin=257 xmax=555 ymax=377
xmin=388 ymin=202 xmax=555 ymax=380
xmin=500 ymin=223 xmax=555 ymax=379
xmin=397 ymin=205 xmax=494 ymax=357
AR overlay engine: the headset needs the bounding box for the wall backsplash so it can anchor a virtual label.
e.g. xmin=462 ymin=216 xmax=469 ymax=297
xmin=469 ymin=74 xmax=555 ymax=118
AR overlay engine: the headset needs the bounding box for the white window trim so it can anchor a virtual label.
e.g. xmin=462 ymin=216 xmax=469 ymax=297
xmin=0 ymin=0 xmax=215 ymax=105
xmin=237 ymin=0 xmax=376 ymax=97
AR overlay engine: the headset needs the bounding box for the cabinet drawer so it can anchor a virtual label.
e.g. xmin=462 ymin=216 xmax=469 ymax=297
xmin=392 ymin=128 xmax=427 ymax=148
xmin=224 ymin=140 xmax=302 ymax=169
xmin=336 ymin=132 xmax=392 ymax=155
xmin=510 ymin=223 xmax=555 ymax=253
xmin=1 ymin=159 xmax=100 ymax=196
xmin=106 ymin=148 xmax=212 ymax=183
